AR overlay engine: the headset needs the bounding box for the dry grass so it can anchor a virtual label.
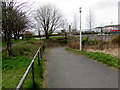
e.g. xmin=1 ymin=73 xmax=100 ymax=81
xmin=86 ymin=48 xmax=118 ymax=57
xmin=67 ymin=36 xmax=119 ymax=58
xmin=44 ymin=38 xmax=68 ymax=48
xmin=67 ymin=42 xmax=79 ymax=50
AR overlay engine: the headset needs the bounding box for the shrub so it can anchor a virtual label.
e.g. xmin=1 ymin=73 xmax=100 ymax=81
xmin=82 ymin=37 xmax=88 ymax=41
xmin=83 ymin=38 xmax=98 ymax=45
xmin=67 ymin=42 xmax=79 ymax=50
xmin=82 ymin=37 xmax=98 ymax=45
xmin=59 ymin=40 xmax=68 ymax=44
xmin=12 ymin=44 xmax=36 ymax=57
xmin=111 ymin=35 xmax=120 ymax=43
xmin=87 ymin=40 xmax=98 ymax=45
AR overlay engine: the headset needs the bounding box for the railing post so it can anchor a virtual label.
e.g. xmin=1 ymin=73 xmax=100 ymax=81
xmin=16 ymin=45 xmax=45 ymax=89
xmin=40 ymin=48 xmax=42 ymax=58
xmin=43 ymin=45 xmax=45 ymax=51
xmin=32 ymin=62 xmax=35 ymax=85
xmin=38 ymin=51 xmax=40 ymax=66
xmin=42 ymin=45 xmax=43 ymax=54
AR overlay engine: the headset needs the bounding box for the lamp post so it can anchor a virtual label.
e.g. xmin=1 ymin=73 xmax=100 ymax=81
xmin=79 ymin=7 xmax=82 ymax=51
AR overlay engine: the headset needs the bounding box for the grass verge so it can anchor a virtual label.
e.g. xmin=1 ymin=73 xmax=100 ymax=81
xmin=2 ymin=41 xmax=45 ymax=88
xmin=1 ymin=38 xmax=41 ymax=47
xmin=49 ymin=36 xmax=65 ymax=39
xmin=65 ymin=48 xmax=120 ymax=70
xmin=1 ymin=39 xmax=25 ymax=47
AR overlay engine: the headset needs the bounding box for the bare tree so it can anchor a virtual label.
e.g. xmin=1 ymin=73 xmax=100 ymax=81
xmin=32 ymin=21 xmax=43 ymax=39
xmin=35 ymin=4 xmax=63 ymax=39
xmin=86 ymin=9 xmax=95 ymax=32
xmin=2 ymin=0 xmax=29 ymax=56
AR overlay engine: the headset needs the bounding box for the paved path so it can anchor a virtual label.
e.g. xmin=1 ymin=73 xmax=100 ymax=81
xmin=45 ymin=47 xmax=118 ymax=88
xmin=0 ymin=41 xmax=27 ymax=51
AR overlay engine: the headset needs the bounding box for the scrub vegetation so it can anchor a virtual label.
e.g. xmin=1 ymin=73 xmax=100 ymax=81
xmin=2 ymin=41 xmax=45 ymax=88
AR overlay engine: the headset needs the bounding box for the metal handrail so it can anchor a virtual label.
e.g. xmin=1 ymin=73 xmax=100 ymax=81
xmin=16 ymin=60 xmax=34 ymax=89
xmin=16 ymin=45 xmax=45 ymax=90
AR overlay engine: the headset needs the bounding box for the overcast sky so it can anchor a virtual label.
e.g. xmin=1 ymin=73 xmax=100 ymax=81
xmin=18 ymin=0 xmax=119 ymax=30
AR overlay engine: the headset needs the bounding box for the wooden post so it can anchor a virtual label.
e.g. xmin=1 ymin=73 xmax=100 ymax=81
xmin=32 ymin=63 xmax=35 ymax=85
xmin=40 ymin=48 xmax=42 ymax=58
xmin=43 ymin=45 xmax=45 ymax=51
xmin=38 ymin=51 xmax=40 ymax=66
xmin=42 ymin=46 xmax=44 ymax=54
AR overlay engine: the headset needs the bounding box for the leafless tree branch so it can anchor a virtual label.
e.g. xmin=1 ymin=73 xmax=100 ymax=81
xmin=34 ymin=4 xmax=63 ymax=39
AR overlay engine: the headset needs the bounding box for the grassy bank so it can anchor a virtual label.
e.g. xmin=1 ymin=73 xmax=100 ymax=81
xmin=65 ymin=48 xmax=119 ymax=70
xmin=1 ymin=39 xmax=26 ymax=47
xmin=2 ymin=41 xmax=45 ymax=88
xmin=49 ymin=36 xmax=65 ymax=39
xmin=1 ymin=38 xmax=43 ymax=48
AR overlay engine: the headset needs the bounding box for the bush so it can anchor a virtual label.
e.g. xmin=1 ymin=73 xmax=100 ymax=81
xmin=67 ymin=42 xmax=79 ymax=50
xmin=59 ymin=40 xmax=68 ymax=44
xmin=82 ymin=36 xmax=98 ymax=45
xmin=111 ymin=35 xmax=120 ymax=43
xmin=86 ymin=40 xmax=98 ymax=45
xmin=82 ymin=37 xmax=88 ymax=45
xmin=2 ymin=42 xmax=44 ymax=88
xmin=12 ymin=44 xmax=36 ymax=57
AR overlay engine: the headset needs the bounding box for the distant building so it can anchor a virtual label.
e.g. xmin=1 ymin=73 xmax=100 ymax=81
xmin=23 ymin=30 xmax=33 ymax=35
xmin=94 ymin=27 xmax=104 ymax=32
xmin=104 ymin=25 xmax=120 ymax=32
xmin=95 ymin=25 xmax=120 ymax=33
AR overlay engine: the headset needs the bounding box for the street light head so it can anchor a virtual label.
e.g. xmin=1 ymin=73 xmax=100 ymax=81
xmin=79 ymin=7 xmax=82 ymax=13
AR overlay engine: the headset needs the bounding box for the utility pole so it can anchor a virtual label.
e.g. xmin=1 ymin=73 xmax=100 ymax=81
xmin=79 ymin=7 xmax=82 ymax=51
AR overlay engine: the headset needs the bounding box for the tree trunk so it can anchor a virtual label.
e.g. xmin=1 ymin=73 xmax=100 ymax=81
xmin=46 ymin=35 xmax=49 ymax=39
xmin=14 ymin=33 xmax=17 ymax=41
xmin=4 ymin=31 xmax=7 ymax=41
xmin=64 ymin=32 xmax=67 ymax=39
xmin=17 ymin=31 xmax=20 ymax=40
xmin=7 ymin=39 xmax=12 ymax=56
xmin=45 ymin=31 xmax=50 ymax=39
xmin=22 ymin=34 xmax=24 ymax=40
xmin=38 ymin=30 xmax=41 ymax=39
xmin=14 ymin=35 xmax=17 ymax=41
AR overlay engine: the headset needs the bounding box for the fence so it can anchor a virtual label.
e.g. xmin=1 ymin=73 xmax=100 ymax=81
xmin=16 ymin=45 xmax=45 ymax=90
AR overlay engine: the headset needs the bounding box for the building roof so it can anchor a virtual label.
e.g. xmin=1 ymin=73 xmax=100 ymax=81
xmin=95 ymin=25 xmax=120 ymax=29
xmin=95 ymin=27 xmax=104 ymax=29
xmin=104 ymin=25 xmax=120 ymax=27
xmin=23 ymin=30 xmax=33 ymax=34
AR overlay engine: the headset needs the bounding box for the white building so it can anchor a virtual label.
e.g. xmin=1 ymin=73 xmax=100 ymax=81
xmin=94 ymin=27 xmax=104 ymax=32
xmin=94 ymin=25 xmax=120 ymax=32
